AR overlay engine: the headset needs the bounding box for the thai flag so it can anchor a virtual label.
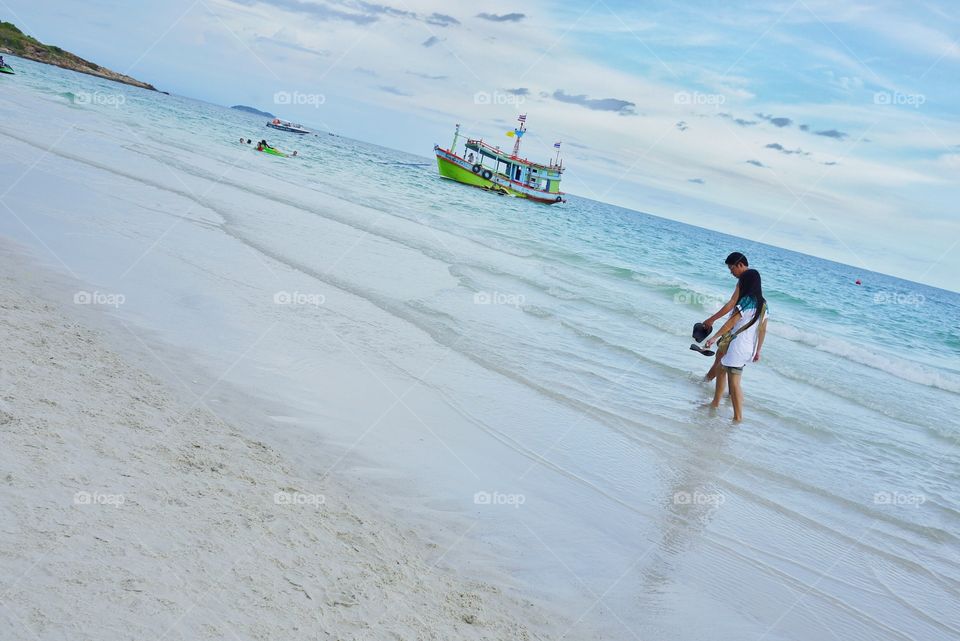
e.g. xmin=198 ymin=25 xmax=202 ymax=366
xmin=554 ymin=141 xmax=561 ymax=149
xmin=517 ymin=114 xmax=527 ymax=122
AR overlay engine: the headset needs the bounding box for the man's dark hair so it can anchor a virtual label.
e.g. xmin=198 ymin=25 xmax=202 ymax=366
xmin=725 ymin=252 xmax=748 ymax=267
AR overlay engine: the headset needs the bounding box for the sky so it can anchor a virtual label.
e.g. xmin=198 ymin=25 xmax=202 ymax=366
xmin=4 ymin=0 xmax=959 ymax=291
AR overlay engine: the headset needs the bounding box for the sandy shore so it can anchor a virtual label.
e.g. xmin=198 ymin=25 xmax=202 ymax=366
xmin=0 ymin=267 xmax=561 ymax=640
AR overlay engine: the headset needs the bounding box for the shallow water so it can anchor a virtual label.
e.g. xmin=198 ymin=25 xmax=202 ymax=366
xmin=2 ymin=55 xmax=958 ymax=640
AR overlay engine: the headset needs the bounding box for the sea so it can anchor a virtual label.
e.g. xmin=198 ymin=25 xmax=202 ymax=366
xmin=2 ymin=55 xmax=958 ymax=640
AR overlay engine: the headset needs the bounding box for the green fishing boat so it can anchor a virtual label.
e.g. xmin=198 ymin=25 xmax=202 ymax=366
xmin=434 ymin=115 xmax=566 ymax=204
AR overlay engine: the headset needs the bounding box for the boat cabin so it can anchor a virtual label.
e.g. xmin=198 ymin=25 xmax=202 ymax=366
xmin=464 ymin=139 xmax=564 ymax=195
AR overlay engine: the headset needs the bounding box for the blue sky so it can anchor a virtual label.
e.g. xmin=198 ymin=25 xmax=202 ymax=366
xmin=4 ymin=0 xmax=959 ymax=290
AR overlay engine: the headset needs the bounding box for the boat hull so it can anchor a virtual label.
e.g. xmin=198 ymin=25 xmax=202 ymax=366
xmin=434 ymin=147 xmax=564 ymax=204
xmin=0 ymin=67 xmax=14 ymax=75
xmin=266 ymin=123 xmax=309 ymax=134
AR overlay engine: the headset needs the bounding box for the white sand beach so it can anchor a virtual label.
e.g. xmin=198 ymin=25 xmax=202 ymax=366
xmin=0 ymin=259 xmax=566 ymax=640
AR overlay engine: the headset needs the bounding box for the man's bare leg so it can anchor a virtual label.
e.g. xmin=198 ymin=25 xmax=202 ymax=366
xmin=710 ymin=368 xmax=726 ymax=408
xmin=705 ymin=352 xmax=723 ymax=381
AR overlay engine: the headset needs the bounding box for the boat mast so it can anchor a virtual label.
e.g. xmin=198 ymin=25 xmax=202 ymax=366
xmin=451 ymin=123 xmax=460 ymax=155
xmin=512 ymin=114 xmax=526 ymax=157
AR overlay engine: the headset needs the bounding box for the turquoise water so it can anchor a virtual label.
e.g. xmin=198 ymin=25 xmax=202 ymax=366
xmin=3 ymin=55 xmax=959 ymax=640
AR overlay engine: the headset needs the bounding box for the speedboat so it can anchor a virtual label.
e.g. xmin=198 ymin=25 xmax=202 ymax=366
xmin=266 ymin=119 xmax=310 ymax=134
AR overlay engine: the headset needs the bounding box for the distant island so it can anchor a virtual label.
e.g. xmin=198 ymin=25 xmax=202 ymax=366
xmin=0 ymin=21 xmax=158 ymax=91
xmin=231 ymin=105 xmax=275 ymax=118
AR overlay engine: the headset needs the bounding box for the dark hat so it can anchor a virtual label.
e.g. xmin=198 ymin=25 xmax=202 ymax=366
xmin=692 ymin=322 xmax=711 ymax=342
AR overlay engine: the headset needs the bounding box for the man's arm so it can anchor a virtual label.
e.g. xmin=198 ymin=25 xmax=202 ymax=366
xmin=704 ymin=311 xmax=741 ymax=348
xmin=703 ymin=284 xmax=739 ymax=327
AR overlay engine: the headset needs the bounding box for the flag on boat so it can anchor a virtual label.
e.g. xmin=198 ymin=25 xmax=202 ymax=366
xmin=554 ymin=141 xmax=562 ymax=149
xmin=517 ymin=114 xmax=527 ymax=122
